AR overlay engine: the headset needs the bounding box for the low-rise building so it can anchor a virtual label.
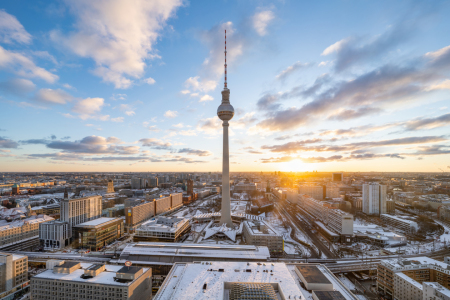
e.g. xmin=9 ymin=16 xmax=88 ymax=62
xmin=154 ymin=262 xmax=358 ymax=300
xmin=73 ymin=217 xmax=123 ymax=251
xmin=134 ymin=216 xmax=191 ymax=242
xmin=31 ymin=262 xmax=152 ymax=300
xmin=242 ymin=220 xmax=283 ymax=256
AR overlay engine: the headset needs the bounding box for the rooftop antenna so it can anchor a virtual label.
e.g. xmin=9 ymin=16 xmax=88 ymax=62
xmin=224 ymin=29 xmax=227 ymax=89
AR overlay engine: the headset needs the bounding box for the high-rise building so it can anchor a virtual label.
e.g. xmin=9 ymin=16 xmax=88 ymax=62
xmin=362 ymin=183 xmax=386 ymax=215
xmin=217 ymin=30 xmax=234 ymax=227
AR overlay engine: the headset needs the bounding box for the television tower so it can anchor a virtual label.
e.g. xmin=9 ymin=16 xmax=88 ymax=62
xmin=217 ymin=30 xmax=234 ymax=227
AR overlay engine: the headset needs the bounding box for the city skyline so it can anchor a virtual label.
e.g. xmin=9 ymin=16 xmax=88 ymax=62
xmin=1 ymin=0 xmax=450 ymax=172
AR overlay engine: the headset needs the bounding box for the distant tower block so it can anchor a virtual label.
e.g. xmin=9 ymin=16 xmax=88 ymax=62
xmin=187 ymin=179 xmax=194 ymax=196
xmin=11 ymin=184 xmax=20 ymax=195
xmin=107 ymin=179 xmax=114 ymax=193
xmin=217 ymin=30 xmax=234 ymax=227
xmin=332 ymin=172 xmax=343 ymax=182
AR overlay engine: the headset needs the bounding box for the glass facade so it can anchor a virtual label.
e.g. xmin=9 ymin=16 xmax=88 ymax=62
xmin=73 ymin=219 xmax=123 ymax=251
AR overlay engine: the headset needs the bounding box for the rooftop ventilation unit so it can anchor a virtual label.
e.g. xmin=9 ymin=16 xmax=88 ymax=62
xmin=53 ymin=262 xmax=81 ymax=274
xmin=83 ymin=264 xmax=105 ymax=278
xmin=116 ymin=266 xmax=143 ymax=281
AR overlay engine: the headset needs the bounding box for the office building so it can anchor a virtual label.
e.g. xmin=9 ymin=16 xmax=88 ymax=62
xmin=377 ymin=257 xmax=450 ymax=300
xmin=242 ymin=220 xmax=283 ymax=256
xmin=386 ymin=200 xmax=395 ymax=214
xmin=73 ymin=217 xmax=123 ymax=251
xmin=0 ymin=253 xmax=28 ymax=299
xmin=134 ymin=216 xmax=191 ymax=242
xmin=149 ymin=177 xmax=158 ymax=188
xmin=234 ymin=183 xmax=257 ymax=193
xmin=31 ymin=262 xmax=152 ymax=300
xmin=39 ymin=195 xmax=102 ymax=250
xmin=154 ymin=262 xmax=358 ymax=300
xmin=362 ymin=183 xmax=387 ymax=215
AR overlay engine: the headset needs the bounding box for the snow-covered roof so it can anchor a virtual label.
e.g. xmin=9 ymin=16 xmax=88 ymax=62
xmin=34 ymin=263 xmax=150 ymax=286
xmin=73 ymin=217 xmax=119 ymax=228
xmin=154 ymin=262 xmax=304 ymax=300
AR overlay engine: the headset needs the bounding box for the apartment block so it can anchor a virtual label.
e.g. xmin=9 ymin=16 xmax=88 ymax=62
xmin=0 ymin=215 xmax=53 ymax=248
xmin=362 ymin=183 xmax=387 ymax=215
xmin=298 ymin=184 xmax=324 ymax=200
xmin=125 ymin=193 xmax=183 ymax=232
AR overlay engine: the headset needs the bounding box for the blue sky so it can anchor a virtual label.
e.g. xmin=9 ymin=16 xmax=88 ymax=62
xmin=0 ymin=0 xmax=450 ymax=172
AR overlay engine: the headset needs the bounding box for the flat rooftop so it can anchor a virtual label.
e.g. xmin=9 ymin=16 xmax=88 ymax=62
xmin=74 ymin=217 xmax=119 ymax=228
xmin=34 ymin=263 xmax=149 ymax=286
xmin=154 ymin=261 xmax=304 ymax=300
xmin=313 ymin=290 xmax=346 ymax=300
xmin=118 ymin=242 xmax=270 ymax=263
xmin=296 ymin=265 xmax=332 ymax=284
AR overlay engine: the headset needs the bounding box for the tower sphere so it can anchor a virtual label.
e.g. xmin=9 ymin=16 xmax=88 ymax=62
xmin=217 ymin=88 xmax=234 ymax=121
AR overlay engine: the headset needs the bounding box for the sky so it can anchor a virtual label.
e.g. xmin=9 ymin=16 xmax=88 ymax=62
xmin=0 ymin=0 xmax=450 ymax=173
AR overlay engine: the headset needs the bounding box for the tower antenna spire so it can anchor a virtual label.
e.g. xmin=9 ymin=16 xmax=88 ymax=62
xmin=224 ymin=29 xmax=227 ymax=89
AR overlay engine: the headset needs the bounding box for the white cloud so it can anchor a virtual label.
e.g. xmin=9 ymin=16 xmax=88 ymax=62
xmin=200 ymin=94 xmax=214 ymax=102
xmin=147 ymin=125 xmax=159 ymax=132
xmin=190 ymin=92 xmax=199 ymax=97
xmin=318 ymin=61 xmax=329 ymax=67
xmin=51 ymin=0 xmax=182 ymax=88
xmin=173 ymin=123 xmax=184 ymax=128
xmin=72 ymin=97 xmax=104 ymax=115
xmin=197 ymin=117 xmax=222 ymax=135
xmin=427 ymin=79 xmax=450 ymax=91
xmin=252 ymin=10 xmax=274 ymax=36
xmin=179 ymin=129 xmax=197 ymax=136
xmin=111 ymin=93 xmax=127 ymax=101
xmin=35 ymin=88 xmax=73 ymax=104
xmin=185 ymin=76 xmax=217 ymax=93
xmin=143 ymin=77 xmax=156 ymax=85
xmin=180 ymin=90 xmax=190 ymax=94
xmin=0 ymin=46 xmax=58 ymax=83
xmin=62 ymin=83 xmax=75 ymax=90
xmin=111 ymin=117 xmax=124 ymax=122
xmin=322 ymin=37 xmax=352 ymax=56
xmin=425 ymin=45 xmax=450 ymax=60
xmin=125 ymin=111 xmax=135 ymax=116
xmin=164 ymin=110 xmax=178 ymax=118
xmin=275 ymin=62 xmax=309 ymax=81
xmin=0 ymin=10 xmax=32 ymax=44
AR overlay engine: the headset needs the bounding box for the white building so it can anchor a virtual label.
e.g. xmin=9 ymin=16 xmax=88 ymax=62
xmin=381 ymin=214 xmax=418 ymax=233
xmin=134 ymin=216 xmax=191 ymax=242
xmin=31 ymin=262 xmax=152 ymax=300
xmin=154 ymin=262 xmax=358 ymax=300
xmin=362 ymin=183 xmax=387 ymax=215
